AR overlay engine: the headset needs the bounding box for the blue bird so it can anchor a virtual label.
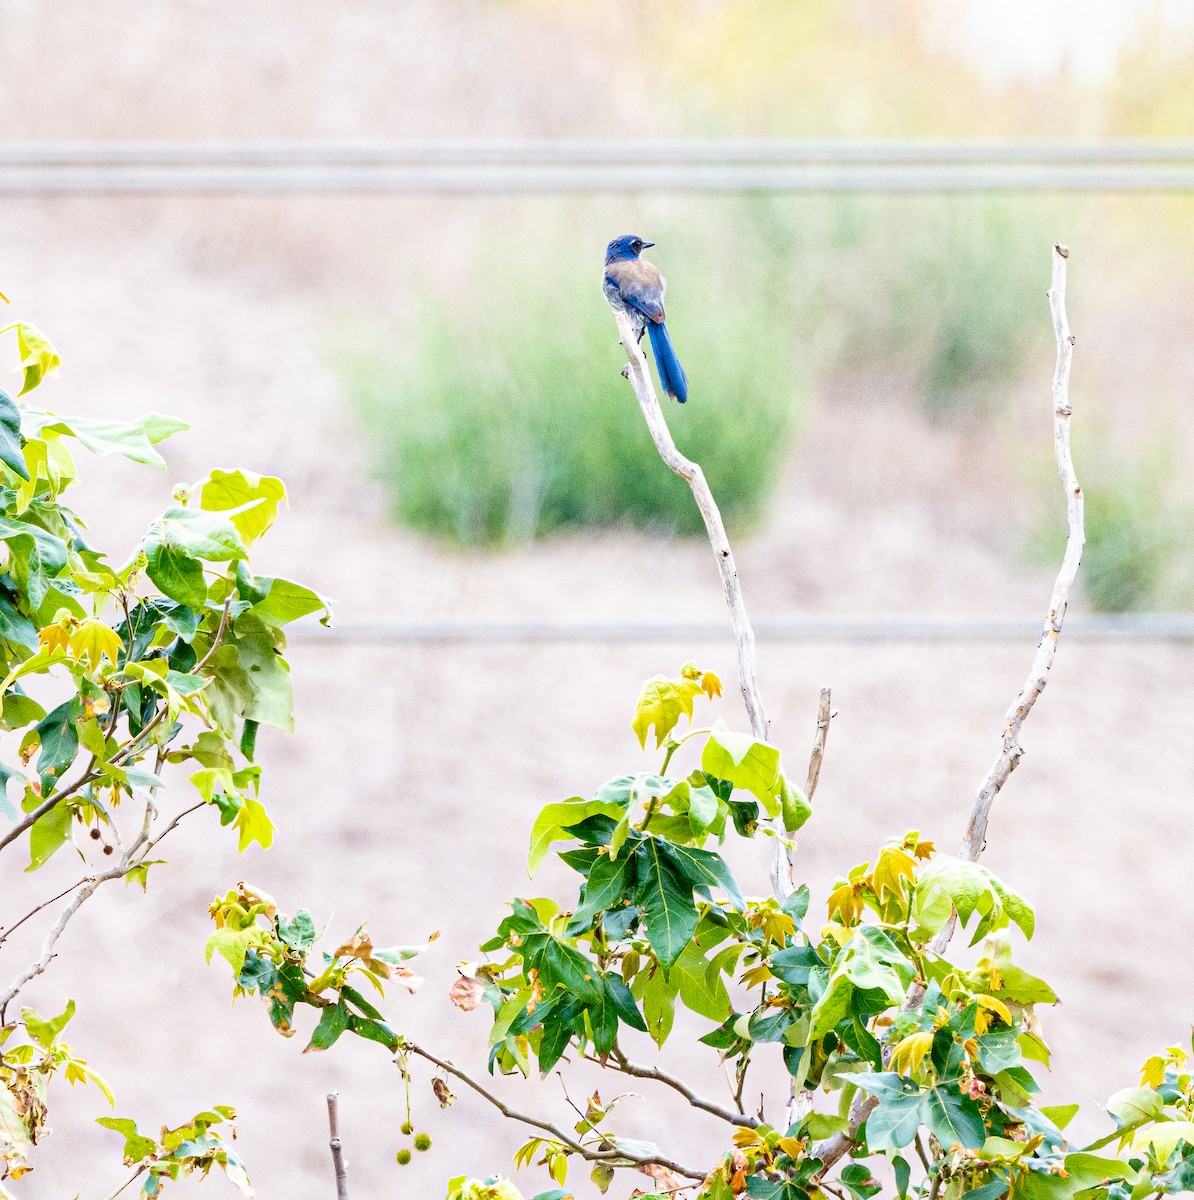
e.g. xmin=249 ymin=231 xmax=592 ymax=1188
xmin=602 ymin=234 xmax=688 ymax=403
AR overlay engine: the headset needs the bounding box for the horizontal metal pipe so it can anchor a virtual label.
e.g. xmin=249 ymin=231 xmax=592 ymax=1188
xmin=1 ymin=139 xmax=1193 ymax=166
xmin=2 ymin=140 xmax=1194 ymax=192
xmin=2 ymin=165 xmax=1194 ymax=193
xmin=285 ymin=614 xmax=1194 ymax=645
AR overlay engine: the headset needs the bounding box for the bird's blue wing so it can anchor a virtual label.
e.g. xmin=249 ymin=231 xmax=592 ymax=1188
xmin=605 ymin=260 xmax=667 ymax=324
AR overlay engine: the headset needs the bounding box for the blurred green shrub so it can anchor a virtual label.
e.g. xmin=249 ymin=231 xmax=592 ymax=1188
xmin=1030 ymin=443 xmax=1190 ymax=612
xmin=339 ymin=232 xmax=804 ymax=547
xmin=339 ymin=193 xmax=1054 ymax=547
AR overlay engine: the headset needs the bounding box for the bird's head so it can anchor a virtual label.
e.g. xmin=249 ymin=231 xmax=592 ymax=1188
xmin=604 ymin=234 xmax=654 ymax=264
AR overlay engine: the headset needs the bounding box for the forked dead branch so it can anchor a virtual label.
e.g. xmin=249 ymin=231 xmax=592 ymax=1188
xmin=616 ymin=243 xmax=1085 ymax=1179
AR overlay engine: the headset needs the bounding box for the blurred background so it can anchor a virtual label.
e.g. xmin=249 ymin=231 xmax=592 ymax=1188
xmin=2 ymin=1 xmax=1194 ymax=1196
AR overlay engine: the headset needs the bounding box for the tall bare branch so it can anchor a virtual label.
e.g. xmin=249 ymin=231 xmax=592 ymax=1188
xmin=611 ymin=309 xmax=791 ymax=897
xmin=813 ymin=242 xmax=1084 ymax=1173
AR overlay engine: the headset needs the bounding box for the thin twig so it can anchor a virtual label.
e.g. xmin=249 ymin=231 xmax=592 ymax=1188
xmin=612 ymin=309 xmax=788 ymax=900
xmin=104 ymin=1165 xmax=148 ymax=1200
xmin=0 ymin=796 xmax=200 ymax=957
xmin=0 ymin=788 xmax=201 ymax=1019
xmin=404 ymin=1041 xmax=704 ymax=1181
xmin=327 ymin=1092 xmax=349 ymax=1200
xmin=0 ymin=862 xmax=128 ymax=1018
xmin=805 ymin=688 xmax=833 ymax=800
xmin=609 ymin=1042 xmax=760 ymax=1129
xmin=785 ymin=688 xmax=834 ymax=1128
xmin=0 ymin=880 xmax=87 ymax=948
xmin=812 ymin=243 xmax=1084 ymax=1175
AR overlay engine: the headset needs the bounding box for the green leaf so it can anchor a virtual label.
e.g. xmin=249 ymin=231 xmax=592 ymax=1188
xmin=631 ymin=674 xmax=701 ymax=748
xmin=810 ymin=927 xmax=913 ymax=1039
xmin=634 ymin=961 xmax=678 ymax=1047
xmin=1040 ymin=1103 xmax=1080 ymax=1131
xmin=203 ymin=616 xmax=295 ymax=733
xmin=841 ymin=926 xmax=914 ymax=999
xmin=143 ymin=542 xmax=206 ymax=607
xmin=15 ymin=323 xmax=60 ymax=395
xmin=567 ymin=850 xmax=635 ymax=932
xmin=856 ymin=1075 xmax=925 ymax=1151
xmin=97 ymin=1115 xmax=157 ymax=1164
xmin=250 ymin=576 xmax=331 ymax=626
xmin=306 ymin=1001 xmax=350 ymax=1052
xmin=27 ymin=798 xmax=72 ymax=870
xmin=21 ymin=998 xmax=75 ymax=1048
xmin=0 ymin=759 xmax=22 ymax=820
xmin=1062 ymin=1153 xmax=1135 ymax=1189
xmin=633 ymin=838 xmax=699 ymax=967
xmin=926 ymin=1083 xmax=986 ymax=1150
xmin=991 ymin=964 xmax=1057 ymax=1007
xmin=528 ymin=797 xmax=625 ymax=874
xmin=29 ymin=411 xmax=187 ymax=467
xmin=142 ymin=505 xmax=247 ymax=607
xmin=277 ymin=909 xmax=317 ymax=951
xmin=205 ymin=925 xmax=266 ymax=976
xmin=198 ymin=468 xmax=286 ymax=544
xmin=0 ymin=389 xmax=29 ymax=480
xmin=686 ymin=780 xmax=719 ymax=835
xmin=234 ymin=795 xmax=274 ymax=853
xmin=960 ymin=1180 xmax=1009 ymax=1200
xmin=779 ymin=775 xmax=811 ymax=832
xmin=659 ymin=842 xmax=744 ymax=910
xmin=700 ymin=721 xmax=782 ymax=814
xmin=671 ymin=935 xmax=732 ymax=1022
xmin=1105 ymin=1086 xmax=1164 ymax=1128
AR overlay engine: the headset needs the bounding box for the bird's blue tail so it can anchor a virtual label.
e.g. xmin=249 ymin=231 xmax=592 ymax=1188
xmin=647 ymin=321 xmax=688 ymax=403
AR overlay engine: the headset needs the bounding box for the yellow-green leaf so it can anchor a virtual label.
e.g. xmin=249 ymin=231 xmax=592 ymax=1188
xmin=892 ymin=1030 xmax=934 ymax=1076
xmin=631 ymin=675 xmax=701 ymax=749
xmin=68 ymin=618 xmax=122 ymax=670
xmin=198 ymin=468 xmax=287 ymax=545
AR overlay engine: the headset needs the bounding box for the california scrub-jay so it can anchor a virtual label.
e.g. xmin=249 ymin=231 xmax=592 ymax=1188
xmin=602 ymin=234 xmax=688 ymax=403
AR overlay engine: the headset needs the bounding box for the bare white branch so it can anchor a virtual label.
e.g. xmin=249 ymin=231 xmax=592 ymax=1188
xmin=327 ymin=1092 xmax=349 ymax=1200
xmin=813 ymin=242 xmax=1085 ymax=1173
xmin=954 ymin=242 xmax=1083 ymax=869
xmin=611 ymin=309 xmax=791 ymax=897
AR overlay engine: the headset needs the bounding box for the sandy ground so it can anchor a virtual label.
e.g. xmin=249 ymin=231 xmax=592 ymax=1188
xmin=0 ymin=200 xmax=1190 ymax=1200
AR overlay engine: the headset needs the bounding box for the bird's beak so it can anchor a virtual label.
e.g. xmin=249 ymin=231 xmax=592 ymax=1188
xmin=641 ymin=241 xmax=655 ymax=248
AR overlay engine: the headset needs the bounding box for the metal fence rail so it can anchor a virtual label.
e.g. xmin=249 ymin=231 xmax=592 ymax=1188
xmin=286 ymin=613 xmax=1194 ymax=645
xmin=3 ymin=140 xmax=1194 ymax=193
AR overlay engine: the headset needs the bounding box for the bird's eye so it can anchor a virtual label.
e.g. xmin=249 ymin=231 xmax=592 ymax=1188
xmin=632 ymin=239 xmax=641 ymax=250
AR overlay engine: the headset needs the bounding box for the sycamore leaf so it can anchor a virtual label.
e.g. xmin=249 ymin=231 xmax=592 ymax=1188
xmin=21 ymin=998 xmax=76 ymax=1048
xmin=205 ymin=925 xmax=268 ymax=976
xmin=633 ymin=839 xmax=699 ymax=967
xmin=0 ymin=390 xmax=29 ymax=481
xmin=631 ymin=675 xmax=701 ymax=749
xmin=13 ymin=324 xmax=59 ymax=395
xmin=527 ymin=796 xmax=625 ymax=874
xmin=700 ymin=721 xmax=781 ymax=814
xmin=1131 ymin=1121 xmax=1194 ymax=1160
xmin=891 ymin=1031 xmax=935 ymax=1077
xmin=141 ymin=505 xmax=247 ymax=607
xmin=872 ymin=845 xmax=918 ymax=903
xmin=234 ymin=796 xmax=274 ymax=853
xmin=96 ymin=1116 xmax=157 ymax=1165
xmin=198 ymin=468 xmax=287 ymax=545
xmin=68 ymin=618 xmax=122 ymax=670
xmin=26 ymin=411 xmax=187 ymax=468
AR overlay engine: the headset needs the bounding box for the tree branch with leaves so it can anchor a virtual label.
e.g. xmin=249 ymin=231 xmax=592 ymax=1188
xmin=0 ymin=295 xmax=327 ymax=1196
